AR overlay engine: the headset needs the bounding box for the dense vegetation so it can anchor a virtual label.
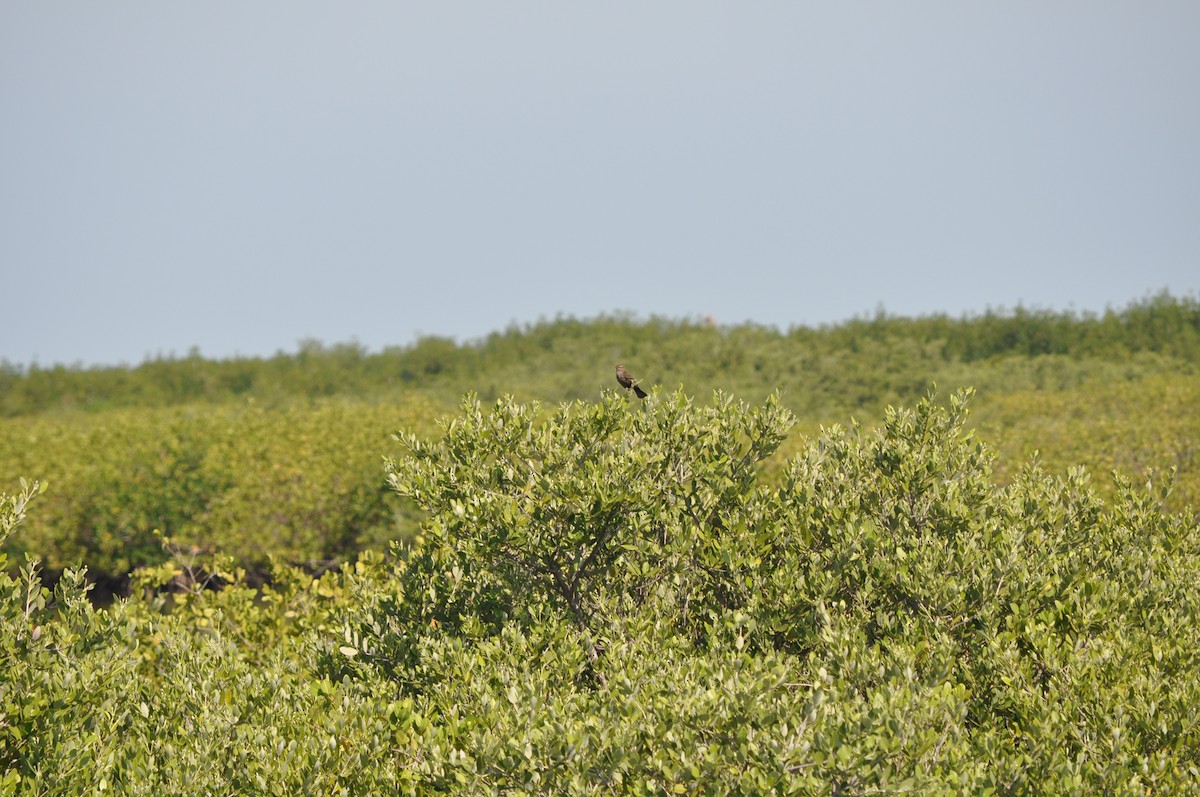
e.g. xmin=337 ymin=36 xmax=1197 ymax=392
xmin=3 ymin=293 xmax=1198 ymax=418
xmin=4 ymin=388 xmax=1199 ymax=793
xmin=2 ymin=293 xmax=1200 ymax=792
xmin=2 ymin=294 xmax=1198 ymax=584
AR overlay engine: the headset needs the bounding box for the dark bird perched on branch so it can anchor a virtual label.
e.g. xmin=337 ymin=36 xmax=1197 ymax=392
xmin=615 ymin=364 xmax=648 ymax=398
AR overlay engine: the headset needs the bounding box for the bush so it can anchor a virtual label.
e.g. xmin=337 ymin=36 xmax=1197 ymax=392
xmin=0 ymin=479 xmax=421 ymax=795
xmin=0 ymin=399 xmax=433 ymax=579
xmin=330 ymin=389 xmax=1200 ymax=793
xmin=3 ymin=386 xmax=1199 ymax=793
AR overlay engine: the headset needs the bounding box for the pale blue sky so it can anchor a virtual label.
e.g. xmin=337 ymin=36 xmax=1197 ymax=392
xmin=2 ymin=3 xmax=1197 ymax=367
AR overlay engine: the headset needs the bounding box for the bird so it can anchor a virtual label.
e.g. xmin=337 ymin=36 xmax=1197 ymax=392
xmin=615 ymin=364 xmax=648 ymax=398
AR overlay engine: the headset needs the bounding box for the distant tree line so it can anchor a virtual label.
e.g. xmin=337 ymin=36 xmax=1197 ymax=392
xmin=2 ymin=293 xmax=1196 ymax=418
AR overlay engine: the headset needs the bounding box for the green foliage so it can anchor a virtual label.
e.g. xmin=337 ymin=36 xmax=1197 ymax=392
xmin=974 ymin=372 xmax=1200 ymax=508
xmin=3 ymin=381 xmax=1200 ymax=792
xmin=5 ymin=295 xmax=1200 ymax=791
xmin=384 ymin=389 xmax=792 ymax=639
xmin=760 ymin=395 xmax=1200 ymax=792
xmin=0 ymin=399 xmax=433 ymax=577
xmin=322 ymin=390 xmax=1200 ymax=793
xmin=4 ymin=295 xmax=1200 ymax=583
xmin=1 ymin=480 xmax=422 ymax=794
xmin=3 ymin=293 xmax=1197 ymax=419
